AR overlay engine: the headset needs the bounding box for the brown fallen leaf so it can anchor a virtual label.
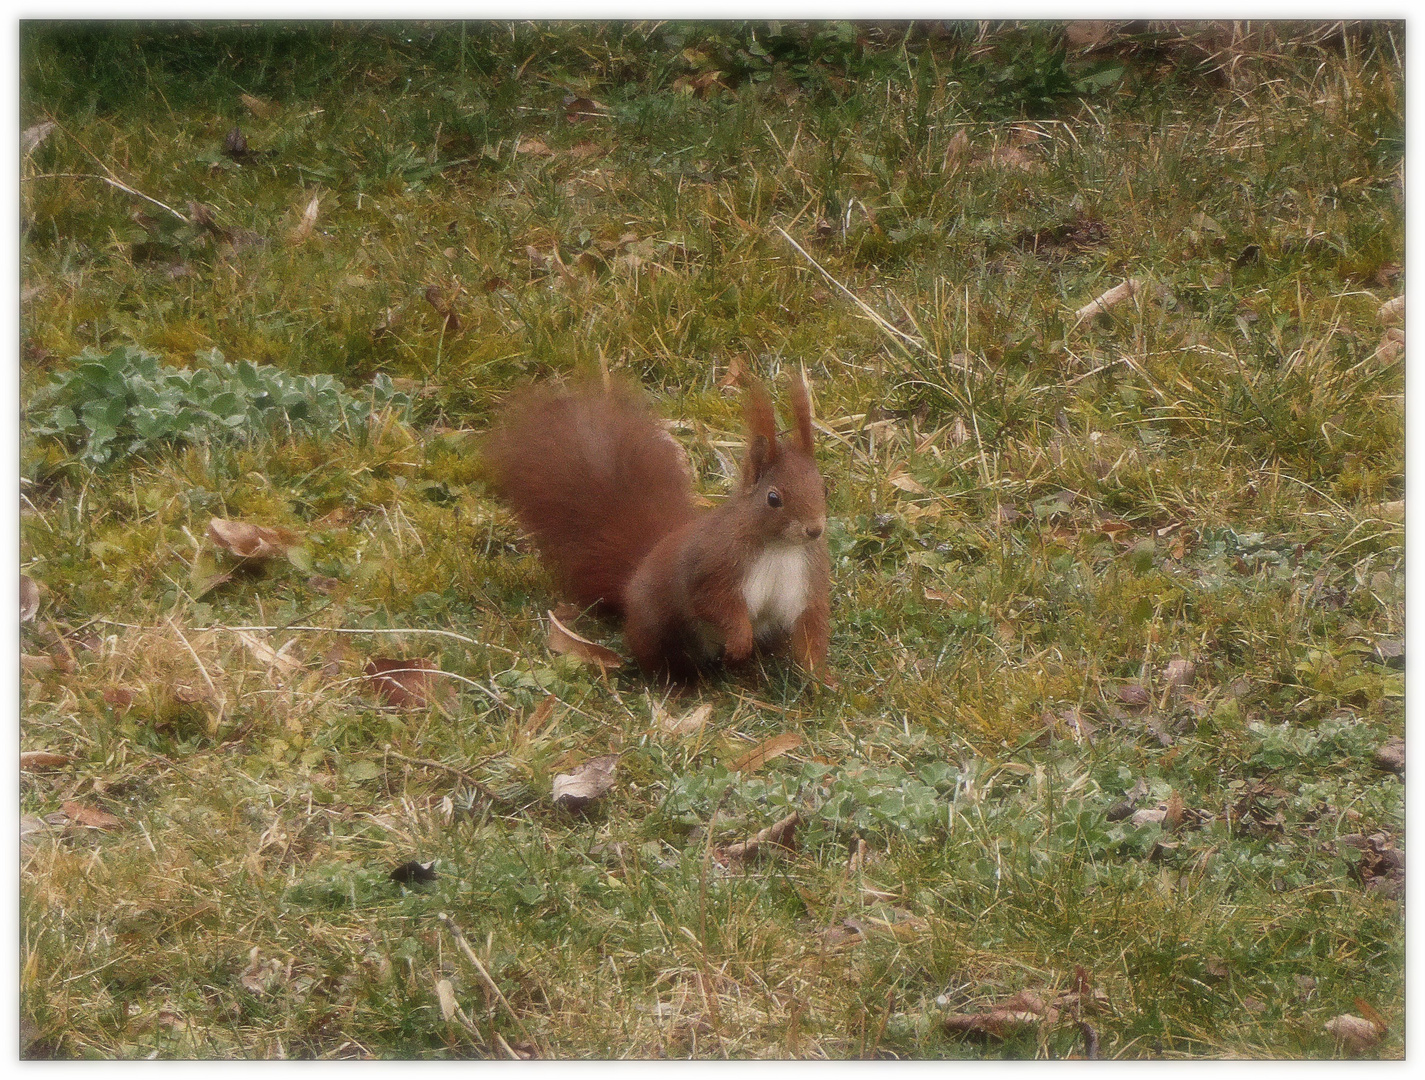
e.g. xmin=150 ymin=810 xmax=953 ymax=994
xmin=364 ymin=657 xmax=446 ymax=709
xmin=944 ymin=989 xmax=1057 ymax=1038
xmin=1377 ymin=295 xmax=1404 ymax=324
xmin=1117 ymin=683 xmax=1151 ymax=707
xmin=562 ymin=95 xmax=607 ymax=121
xmin=288 ymin=193 xmax=320 ymax=244
xmin=1161 ymin=659 xmax=1196 ymax=687
xmin=516 ymin=137 xmax=554 ymax=156
xmin=422 ymin=283 xmax=462 ymax=332
xmin=20 ymin=751 xmax=72 ymax=770
xmin=820 ymin=919 xmax=866 ymax=947
xmin=20 ymin=574 xmax=40 ymax=622
xmin=1324 ymin=1013 xmax=1382 ymax=1052
xmin=61 ymin=800 xmax=123 ymax=831
xmin=552 ymin=754 xmax=618 ymax=811
xmin=1164 ymin=790 xmax=1185 ymax=832
xmin=523 ymin=693 xmax=558 ymax=737
xmin=730 ymin=731 xmax=802 ymax=773
xmin=207 ymin=517 xmax=301 ymax=561
xmin=1373 ymin=736 xmax=1404 ymax=776
xmin=1074 ymin=277 xmax=1143 ymax=321
xmin=720 ymin=811 xmax=800 ymax=864
xmin=888 ymin=469 xmax=930 ymax=495
xmin=547 ymin=610 xmax=624 ymax=669
xmin=1353 ymin=997 xmax=1388 ymax=1035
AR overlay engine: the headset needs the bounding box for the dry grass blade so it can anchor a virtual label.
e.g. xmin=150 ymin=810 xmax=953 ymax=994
xmin=22 ymin=120 xmax=56 ymax=156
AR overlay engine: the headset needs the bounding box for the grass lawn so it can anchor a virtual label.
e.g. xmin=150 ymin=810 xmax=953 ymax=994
xmin=19 ymin=20 xmax=1404 ymax=1059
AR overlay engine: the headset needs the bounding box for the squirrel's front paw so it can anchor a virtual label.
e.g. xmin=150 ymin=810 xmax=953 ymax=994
xmin=724 ymin=623 xmax=755 ymax=663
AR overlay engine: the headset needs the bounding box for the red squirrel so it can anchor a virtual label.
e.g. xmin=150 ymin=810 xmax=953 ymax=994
xmin=485 ymin=374 xmax=830 ymax=681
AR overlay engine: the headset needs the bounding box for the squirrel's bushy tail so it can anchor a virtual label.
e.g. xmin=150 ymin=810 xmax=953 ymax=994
xmin=485 ymin=381 xmax=696 ymax=615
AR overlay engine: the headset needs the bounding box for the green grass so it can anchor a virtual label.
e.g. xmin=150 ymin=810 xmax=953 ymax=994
xmin=20 ymin=20 xmax=1403 ymax=1059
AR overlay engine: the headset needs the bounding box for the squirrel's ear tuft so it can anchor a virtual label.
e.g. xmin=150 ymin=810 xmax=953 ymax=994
xmin=742 ymin=381 xmax=780 ymax=485
xmin=789 ymin=370 xmax=814 ymax=453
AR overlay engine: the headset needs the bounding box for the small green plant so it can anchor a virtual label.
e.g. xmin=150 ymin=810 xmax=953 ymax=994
xmin=26 ymin=345 xmax=410 ymax=465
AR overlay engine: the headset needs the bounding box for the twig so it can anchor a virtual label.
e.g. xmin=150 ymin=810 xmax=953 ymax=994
xmin=33 ymin=172 xmax=192 ymax=225
xmin=165 ymin=616 xmax=226 ymax=721
xmin=774 ymin=225 xmax=928 ymax=353
xmin=94 ymin=618 xmax=515 ymax=654
xmin=437 ymin=913 xmax=539 ymax=1054
xmin=383 ymin=748 xmax=515 ymax=806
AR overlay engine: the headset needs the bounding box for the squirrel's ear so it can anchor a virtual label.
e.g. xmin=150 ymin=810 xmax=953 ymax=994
xmin=742 ymin=381 xmax=780 ymax=485
xmin=789 ymin=370 xmax=814 ymax=453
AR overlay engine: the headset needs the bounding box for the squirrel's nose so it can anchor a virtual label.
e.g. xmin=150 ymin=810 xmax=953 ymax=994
xmin=804 ymin=523 xmax=823 ymax=540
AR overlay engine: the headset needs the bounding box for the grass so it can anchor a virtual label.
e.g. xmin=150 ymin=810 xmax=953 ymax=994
xmin=19 ymin=19 xmax=1404 ymax=1059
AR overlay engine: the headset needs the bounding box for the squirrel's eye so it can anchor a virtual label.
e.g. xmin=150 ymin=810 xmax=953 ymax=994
xmin=767 ymin=488 xmax=782 ymax=508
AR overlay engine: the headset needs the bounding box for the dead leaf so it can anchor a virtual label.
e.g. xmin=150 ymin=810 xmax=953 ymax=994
xmin=552 ymin=754 xmax=618 ymax=811
xmin=565 ymin=140 xmax=605 ymax=160
xmin=288 ymin=194 xmax=320 ymax=245
xmin=521 ymin=694 xmax=558 ymax=738
xmin=223 ymin=126 xmax=250 ymax=159
xmin=306 ymin=574 xmax=342 ymax=594
xmin=207 ymin=517 xmax=301 ymax=561
xmin=20 ymin=654 xmax=56 ymax=673
xmin=240 ymin=946 xmax=285 ymax=994
xmin=22 ymin=120 xmax=56 ymax=156
xmin=422 ymin=284 xmax=461 ymax=332
xmin=562 ymin=95 xmax=607 ymax=121
xmin=1117 ymin=683 xmax=1151 ymax=707
xmin=436 ymin=978 xmax=459 ymax=1022
xmin=1377 ymin=295 xmax=1404 ymax=324
xmin=943 ymin=129 xmax=970 ymax=170
xmin=234 ymin=630 xmax=304 ymax=677
xmin=61 ymin=800 xmax=123 ymax=831
xmin=1324 ymin=1014 xmax=1382 ymax=1052
xmin=1353 ymin=998 xmax=1388 ymax=1035
xmin=240 ymin=93 xmax=277 ymax=118
xmin=660 ymin=701 xmax=713 ymax=737
xmin=547 ymin=610 xmax=624 ymax=669
xmin=1373 ymin=736 xmax=1404 ymax=776
xmin=20 ymin=751 xmax=72 ymax=770
xmin=888 ymin=469 xmax=930 ymax=495
xmin=1130 ymin=806 xmax=1168 ymax=827
xmin=364 ymin=658 xmax=446 ymax=709
xmin=516 ymin=138 xmax=554 ymax=156
xmin=103 ymin=686 xmax=136 ymax=711
xmin=821 ymin=919 xmax=865 ymax=947
xmin=720 ymin=811 xmax=800 ymax=863
xmin=944 ymin=989 xmax=1057 ymax=1038
xmin=1164 ymin=790 xmax=1185 ymax=832
xmin=730 ymin=732 xmax=802 ymax=773
xmin=20 ymin=574 xmax=40 ymax=621
xmin=1162 ymin=659 xmax=1196 ymax=687
xmin=1075 ymin=278 xmax=1143 ymax=321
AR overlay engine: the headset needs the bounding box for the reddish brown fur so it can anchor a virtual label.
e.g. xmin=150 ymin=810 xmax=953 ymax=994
xmin=487 ymin=374 xmax=830 ymax=682
xmin=485 ymin=381 xmax=695 ymax=614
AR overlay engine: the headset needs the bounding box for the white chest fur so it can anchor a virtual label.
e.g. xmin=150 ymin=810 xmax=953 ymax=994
xmin=741 ymin=546 xmax=810 ymax=639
